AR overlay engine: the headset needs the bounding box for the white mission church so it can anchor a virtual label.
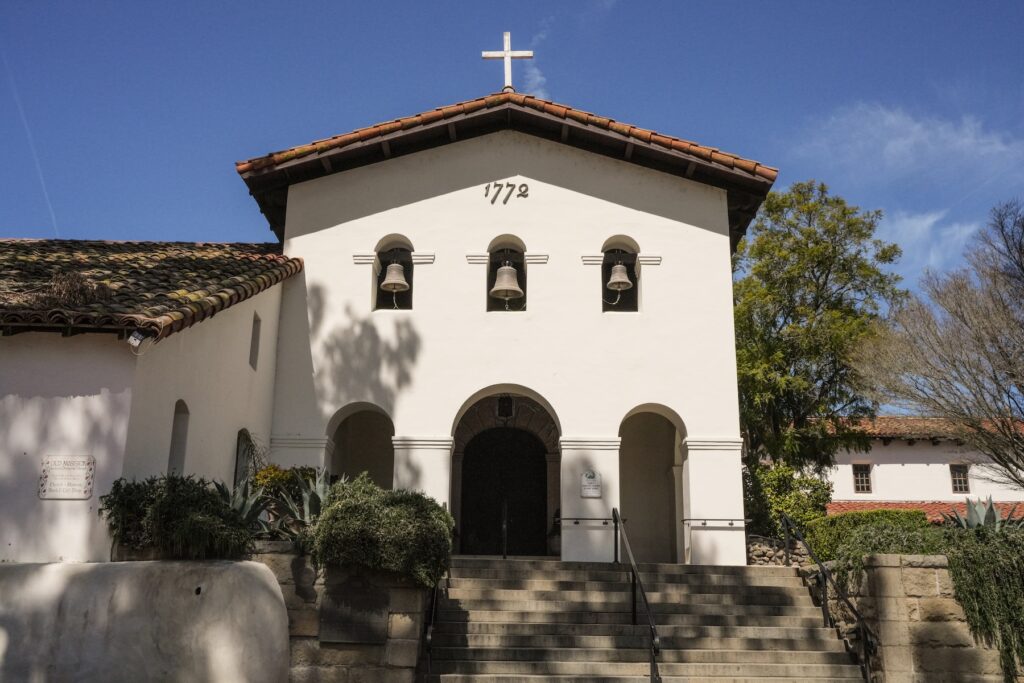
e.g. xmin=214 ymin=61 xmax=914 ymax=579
xmin=6 ymin=52 xmax=1019 ymax=571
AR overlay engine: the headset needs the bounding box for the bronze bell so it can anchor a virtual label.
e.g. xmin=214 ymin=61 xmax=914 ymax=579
xmin=606 ymin=263 xmax=633 ymax=291
xmin=380 ymin=263 xmax=410 ymax=292
xmin=489 ymin=262 xmax=524 ymax=300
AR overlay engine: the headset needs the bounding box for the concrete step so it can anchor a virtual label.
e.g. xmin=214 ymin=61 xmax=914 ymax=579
xmin=432 ymin=647 xmax=853 ymax=665
xmin=445 ymin=575 xmax=808 ymax=590
xmin=439 ymin=600 xmax=823 ymax=618
xmin=430 ymin=633 xmax=848 ymax=652
xmin=425 ymin=676 xmax=863 ymax=682
xmin=444 ymin=587 xmax=815 ymax=605
xmin=435 ymin=610 xmax=826 ymax=629
xmin=429 ymin=660 xmax=863 ymax=678
xmin=432 ymin=621 xmax=837 ymax=640
xmin=449 ymin=558 xmax=800 ymax=577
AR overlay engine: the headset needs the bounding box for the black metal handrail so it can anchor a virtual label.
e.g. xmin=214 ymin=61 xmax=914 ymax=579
xmin=612 ymin=508 xmax=662 ymax=683
xmin=423 ymin=563 xmax=447 ymax=675
xmin=779 ymin=513 xmax=877 ymax=682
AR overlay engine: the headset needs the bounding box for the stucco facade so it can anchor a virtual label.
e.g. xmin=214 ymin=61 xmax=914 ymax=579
xmin=269 ymin=131 xmax=749 ymax=564
xmin=0 ymin=289 xmax=282 ymax=563
xmin=829 ymin=440 xmax=1024 ymax=503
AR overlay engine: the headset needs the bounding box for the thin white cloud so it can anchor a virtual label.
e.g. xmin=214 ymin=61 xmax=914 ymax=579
xmin=878 ymin=209 xmax=981 ymax=277
xmin=797 ymin=103 xmax=1024 ymax=195
xmin=523 ymin=17 xmax=554 ymax=100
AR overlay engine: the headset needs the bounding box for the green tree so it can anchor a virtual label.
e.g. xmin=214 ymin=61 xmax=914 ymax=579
xmin=734 ymin=181 xmax=903 ymax=471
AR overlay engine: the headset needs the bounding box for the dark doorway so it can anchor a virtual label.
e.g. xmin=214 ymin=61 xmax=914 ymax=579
xmin=460 ymin=428 xmax=547 ymax=556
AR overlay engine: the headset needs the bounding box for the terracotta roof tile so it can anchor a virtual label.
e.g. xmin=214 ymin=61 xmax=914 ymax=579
xmin=827 ymin=500 xmax=1022 ymax=523
xmin=235 ymin=92 xmax=778 ymax=183
xmin=0 ymin=239 xmax=302 ymax=340
xmin=845 ymin=416 xmax=963 ymax=440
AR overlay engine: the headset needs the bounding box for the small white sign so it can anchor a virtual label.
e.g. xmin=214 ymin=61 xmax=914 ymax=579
xmin=580 ymin=470 xmax=602 ymax=498
xmin=38 ymin=455 xmax=95 ymax=500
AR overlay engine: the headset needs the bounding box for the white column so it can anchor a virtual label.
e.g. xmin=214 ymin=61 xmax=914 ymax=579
xmin=682 ymin=437 xmax=746 ymax=566
xmin=451 ymin=451 xmax=464 ymax=552
xmin=391 ymin=437 xmax=453 ymax=508
xmin=558 ymin=437 xmax=620 ymax=563
xmin=546 ymin=452 xmax=560 ymax=544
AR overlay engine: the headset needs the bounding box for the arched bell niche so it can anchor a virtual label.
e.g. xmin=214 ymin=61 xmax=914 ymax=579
xmin=486 ymin=235 xmax=527 ymax=312
xmin=601 ymin=235 xmax=640 ymax=312
xmin=373 ymin=234 xmax=414 ymax=311
xmin=451 ymin=391 xmax=561 ymax=556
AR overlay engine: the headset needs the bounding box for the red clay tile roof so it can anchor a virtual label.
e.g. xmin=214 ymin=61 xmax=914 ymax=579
xmin=236 ymin=91 xmax=778 ymax=182
xmin=235 ymin=92 xmax=778 ymax=242
xmin=0 ymin=239 xmax=302 ymax=340
xmin=827 ymin=500 xmax=1023 ymax=523
xmin=844 ymin=416 xmax=962 ymax=440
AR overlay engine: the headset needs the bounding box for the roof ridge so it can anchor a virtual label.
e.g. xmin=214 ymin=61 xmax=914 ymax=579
xmin=235 ymin=91 xmax=778 ymax=182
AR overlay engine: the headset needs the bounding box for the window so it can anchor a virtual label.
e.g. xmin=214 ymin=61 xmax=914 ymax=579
xmin=168 ymin=400 xmax=189 ymax=475
xmin=487 ymin=247 xmax=526 ymax=311
xmin=374 ymin=247 xmax=413 ymax=310
xmin=950 ymin=464 xmax=970 ymax=494
xmin=852 ymin=463 xmax=872 ymax=493
xmin=249 ymin=313 xmax=261 ymax=370
xmin=602 ymin=249 xmax=638 ymax=312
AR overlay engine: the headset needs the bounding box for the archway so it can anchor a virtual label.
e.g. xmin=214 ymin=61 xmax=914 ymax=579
xmin=452 ymin=392 xmax=560 ymax=556
xmin=329 ymin=405 xmax=395 ymax=489
xmin=619 ymin=409 xmax=682 ymax=563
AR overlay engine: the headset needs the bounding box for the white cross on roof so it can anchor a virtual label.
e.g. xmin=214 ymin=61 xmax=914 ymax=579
xmin=481 ymin=32 xmax=534 ymax=93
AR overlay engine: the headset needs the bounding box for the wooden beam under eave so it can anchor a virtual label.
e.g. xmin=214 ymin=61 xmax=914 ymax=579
xmin=560 ymin=124 xmax=569 ymax=143
xmin=447 ymin=123 xmax=457 ymax=142
xmin=623 ymin=142 xmax=634 ymax=160
xmin=320 ymin=156 xmax=333 ymax=173
xmin=381 ymin=140 xmax=392 ymax=159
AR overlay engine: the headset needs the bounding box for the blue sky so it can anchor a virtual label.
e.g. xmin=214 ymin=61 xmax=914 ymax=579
xmin=2 ymin=1 xmax=1022 ymax=287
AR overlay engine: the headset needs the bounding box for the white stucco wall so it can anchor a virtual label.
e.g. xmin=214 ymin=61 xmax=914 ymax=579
xmin=271 ymin=130 xmax=748 ymax=563
xmin=123 ymin=288 xmax=282 ymax=483
xmin=0 ymin=334 xmax=133 ymax=562
xmin=829 ymin=440 xmax=1024 ymax=502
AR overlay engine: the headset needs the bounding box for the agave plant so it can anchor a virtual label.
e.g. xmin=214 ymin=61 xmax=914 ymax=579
xmin=215 ymin=475 xmax=270 ymax=532
xmin=943 ymin=496 xmax=1023 ymax=530
xmin=281 ymin=467 xmax=334 ymax=525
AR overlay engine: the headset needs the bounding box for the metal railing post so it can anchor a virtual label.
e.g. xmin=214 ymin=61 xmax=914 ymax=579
xmin=631 ymin=569 xmax=638 ymax=625
xmin=501 ymin=499 xmax=508 ymax=559
xmin=783 ymin=518 xmax=792 ymax=566
xmin=818 ymin=572 xmax=830 ymax=627
xmin=613 ymin=513 xmax=620 ymax=564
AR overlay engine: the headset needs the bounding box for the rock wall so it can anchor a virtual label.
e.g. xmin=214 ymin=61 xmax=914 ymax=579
xmin=0 ymin=560 xmax=289 ymax=683
xmin=252 ymin=541 xmax=427 ymax=683
xmin=746 ymin=534 xmax=809 ymax=566
xmin=817 ymin=554 xmax=1008 ymax=683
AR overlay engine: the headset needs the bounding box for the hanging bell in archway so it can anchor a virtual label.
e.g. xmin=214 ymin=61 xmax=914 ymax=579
xmin=380 ymin=262 xmax=410 ymax=292
xmin=606 ymin=263 xmax=633 ymax=291
xmin=489 ymin=262 xmax=524 ymax=300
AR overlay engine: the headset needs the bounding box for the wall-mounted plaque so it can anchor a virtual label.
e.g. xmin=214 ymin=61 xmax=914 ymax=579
xmin=580 ymin=470 xmax=602 ymax=498
xmin=38 ymin=455 xmax=95 ymax=500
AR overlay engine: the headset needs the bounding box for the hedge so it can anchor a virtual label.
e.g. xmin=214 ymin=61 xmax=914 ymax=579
xmin=804 ymin=509 xmax=930 ymax=562
xmin=311 ymin=473 xmax=453 ymax=587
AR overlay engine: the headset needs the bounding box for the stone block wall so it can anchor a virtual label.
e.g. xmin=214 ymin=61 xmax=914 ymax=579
xmin=823 ymin=554 xmax=1008 ymax=683
xmin=253 ymin=541 xmax=427 ymax=683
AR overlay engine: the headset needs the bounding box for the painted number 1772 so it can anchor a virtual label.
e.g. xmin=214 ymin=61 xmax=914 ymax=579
xmin=483 ymin=182 xmax=529 ymax=205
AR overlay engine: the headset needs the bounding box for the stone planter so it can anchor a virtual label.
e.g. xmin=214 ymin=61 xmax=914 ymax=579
xmin=251 ymin=542 xmax=428 ymax=683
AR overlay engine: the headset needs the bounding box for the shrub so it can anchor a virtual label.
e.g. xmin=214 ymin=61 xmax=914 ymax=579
xmin=946 ymin=528 xmax=1024 ymax=683
xmin=804 ymin=509 xmax=930 ymax=562
xmin=743 ymin=462 xmax=832 ymax=537
xmin=312 ymin=473 xmax=454 ymax=587
xmin=254 ymin=464 xmax=315 ymax=501
xmin=100 ymin=475 xmax=253 ymax=560
xmin=831 ymin=520 xmax=949 ymax=589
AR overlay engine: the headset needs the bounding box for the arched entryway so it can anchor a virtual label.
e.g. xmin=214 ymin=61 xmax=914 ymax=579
xmin=328 ymin=404 xmax=395 ymax=489
xmin=619 ymin=406 xmax=684 ymax=563
xmin=452 ymin=392 xmax=560 ymax=556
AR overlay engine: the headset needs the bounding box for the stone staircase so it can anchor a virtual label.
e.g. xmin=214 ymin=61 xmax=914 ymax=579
xmin=421 ymin=557 xmax=863 ymax=682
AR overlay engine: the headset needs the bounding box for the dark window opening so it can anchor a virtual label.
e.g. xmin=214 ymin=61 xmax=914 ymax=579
xmin=602 ymin=249 xmax=639 ymax=312
xmin=853 ymin=463 xmax=872 ymax=493
xmin=487 ymin=250 xmax=527 ymax=312
xmin=375 ymin=248 xmax=413 ymax=310
xmin=950 ymin=464 xmax=970 ymax=494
